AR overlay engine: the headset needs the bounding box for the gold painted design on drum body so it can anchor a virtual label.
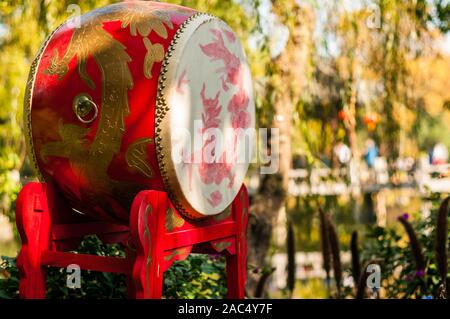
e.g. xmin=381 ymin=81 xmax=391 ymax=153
xmin=212 ymin=241 xmax=232 ymax=252
xmin=31 ymin=3 xmax=190 ymax=218
xmin=42 ymin=6 xmax=137 ymax=216
xmin=119 ymin=4 xmax=176 ymax=80
xmin=165 ymin=208 xmax=185 ymax=232
xmin=125 ymin=137 xmax=154 ymax=178
xmin=163 ymin=247 xmax=189 ymax=261
xmin=143 ymin=38 xmax=165 ymax=79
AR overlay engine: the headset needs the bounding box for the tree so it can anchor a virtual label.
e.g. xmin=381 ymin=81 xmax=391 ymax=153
xmin=246 ymin=0 xmax=315 ymax=293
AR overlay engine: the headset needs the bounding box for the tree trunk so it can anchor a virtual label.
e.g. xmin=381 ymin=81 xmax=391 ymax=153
xmin=246 ymin=1 xmax=315 ymax=296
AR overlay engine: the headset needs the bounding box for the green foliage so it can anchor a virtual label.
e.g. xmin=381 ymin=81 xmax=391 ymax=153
xmin=0 ymin=256 xmax=18 ymax=299
xmin=289 ymin=194 xmax=363 ymax=252
xmin=294 ymin=278 xmax=328 ymax=299
xmin=359 ymin=195 xmax=450 ymax=298
xmin=0 ymin=235 xmax=226 ymax=299
xmin=435 ymin=0 xmax=450 ymax=32
xmin=412 ymin=108 xmax=450 ymax=152
xmin=0 ymin=236 xmax=128 ymax=299
xmin=163 ymin=254 xmax=226 ymax=299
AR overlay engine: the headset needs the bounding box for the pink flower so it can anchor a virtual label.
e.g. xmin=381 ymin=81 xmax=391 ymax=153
xmin=199 ymin=161 xmax=225 ymax=185
xmin=416 ymin=269 xmax=425 ymax=278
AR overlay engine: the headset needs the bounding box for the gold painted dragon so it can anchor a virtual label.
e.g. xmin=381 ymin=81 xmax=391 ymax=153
xmin=39 ymin=2 xmax=191 ymax=220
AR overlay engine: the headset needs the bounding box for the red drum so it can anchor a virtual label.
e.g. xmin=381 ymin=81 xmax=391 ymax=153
xmin=24 ymin=1 xmax=255 ymax=222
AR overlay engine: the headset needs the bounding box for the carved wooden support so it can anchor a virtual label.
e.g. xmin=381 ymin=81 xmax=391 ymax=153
xmin=16 ymin=182 xmax=53 ymax=299
xmin=16 ymin=183 xmax=249 ymax=299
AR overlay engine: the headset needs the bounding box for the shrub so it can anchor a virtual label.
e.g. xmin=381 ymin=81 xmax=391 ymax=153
xmin=0 ymin=235 xmax=226 ymax=299
xmin=359 ymin=195 xmax=450 ymax=298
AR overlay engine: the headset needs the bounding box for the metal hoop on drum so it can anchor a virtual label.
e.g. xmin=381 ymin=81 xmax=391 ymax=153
xmin=73 ymin=94 xmax=98 ymax=124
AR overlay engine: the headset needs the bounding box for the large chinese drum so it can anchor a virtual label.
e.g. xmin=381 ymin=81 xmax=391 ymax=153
xmin=24 ymin=1 xmax=255 ymax=222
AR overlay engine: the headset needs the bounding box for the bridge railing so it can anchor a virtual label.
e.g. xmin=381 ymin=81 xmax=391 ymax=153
xmin=248 ymin=157 xmax=450 ymax=196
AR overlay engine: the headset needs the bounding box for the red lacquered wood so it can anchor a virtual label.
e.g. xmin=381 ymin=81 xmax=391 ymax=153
xmin=130 ymin=190 xmax=167 ymax=299
xmin=16 ymin=182 xmax=53 ymax=299
xmin=51 ymin=222 xmax=129 ymax=241
xmin=163 ymin=222 xmax=237 ymax=249
xmin=161 ymin=245 xmax=193 ymax=273
xmin=52 ymin=232 xmax=130 ymax=252
xmin=226 ymin=185 xmax=249 ymax=299
xmin=17 ymin=182 xmax=249 ymax=299
xmin=41 ymin=251 xmax=132 ymax=273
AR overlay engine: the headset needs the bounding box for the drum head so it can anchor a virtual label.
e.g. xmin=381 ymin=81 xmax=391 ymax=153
xmin=156 ymin=15 xmax=255 ymax=217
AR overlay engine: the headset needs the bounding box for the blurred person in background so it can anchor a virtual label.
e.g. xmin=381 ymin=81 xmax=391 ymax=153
xmin=333 ymin=141 xmax=351 ymax=167
xmin=364 ymin=139 xmax=379 ymax=168
xmin=431 ymin=143 xmax=449 ymax=165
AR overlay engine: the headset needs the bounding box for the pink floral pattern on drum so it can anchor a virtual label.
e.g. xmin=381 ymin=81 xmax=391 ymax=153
xmin=189 ymin=27 xmax=251 ymax=193
xmin=228 ymin=88 xmax=251 ymax=129
xmin=176 ymin=69 xmax=189 ymax=94
xmin=200 ymin=29 xmax=251 ymax=131
xmin=198 ymin=82 xmax=235 ymax=189
xmin=168 ymin=20 xmax=254 ymax=215
xmin=222 ymin=28 xmax=236 ymax=43
xmin=200 ymin=83 xmax=221 ymax=132
xmin=207 ymin=190 xmax=223 ymax=207
xmin=200 ymin=29 xmax=243 ymax=88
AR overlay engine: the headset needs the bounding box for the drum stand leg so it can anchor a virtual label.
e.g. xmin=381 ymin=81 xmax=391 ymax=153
xmin=16 ymin=183 xmax=52 ymax=299
xmin=16 ymin=182 xmax=131 ymax=299
xmin=129 ymin=187 xmax=249 ymax=299
xmin=226 ymin=189 xmax=249 ymax=298
xmin=129 ymin=190 xmax=167 ymax=299
xmin=15 ymin=182 xmax=249 ymax=299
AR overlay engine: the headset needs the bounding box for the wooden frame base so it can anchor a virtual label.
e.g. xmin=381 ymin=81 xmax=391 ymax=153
xmin=16 ymin=182 xmax=249 ymax=299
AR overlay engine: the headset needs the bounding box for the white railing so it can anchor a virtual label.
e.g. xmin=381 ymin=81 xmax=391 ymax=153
xmin=270 ymin=251 xmax=351 ymax=289
xmin=248 ymin=157 xmax=450 ymax=196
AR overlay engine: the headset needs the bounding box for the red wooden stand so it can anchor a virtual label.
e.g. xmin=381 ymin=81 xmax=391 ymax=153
xmin=16 ymin=182 xmax=249 ymax=299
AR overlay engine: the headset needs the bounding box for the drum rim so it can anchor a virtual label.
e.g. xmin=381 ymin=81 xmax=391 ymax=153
xmin=155 ymin=13 xmax=251 ymax=219
xmin=24 ymin=23 xmax=66 ymax=182
xmin=24 ymin=7 xmax=249 ymax=220
xmin=155 ymin=12 xmax=215 ymax=219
